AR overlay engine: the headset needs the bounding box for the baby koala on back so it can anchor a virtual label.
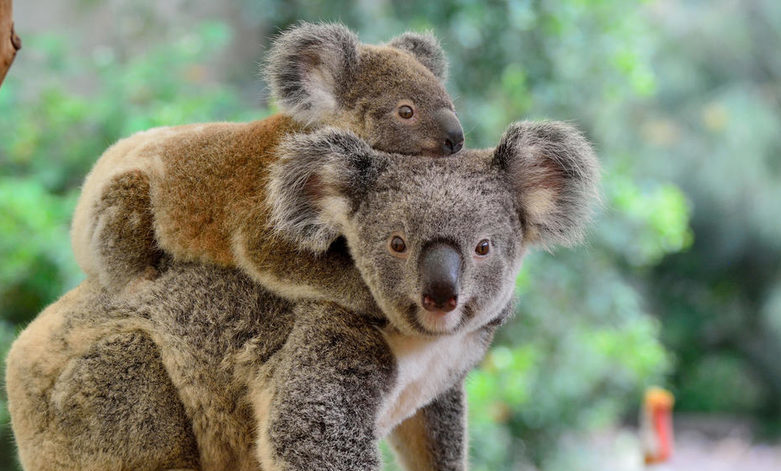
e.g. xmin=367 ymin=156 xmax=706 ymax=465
xmin=71 ymin=22 xmax=463 ymax=313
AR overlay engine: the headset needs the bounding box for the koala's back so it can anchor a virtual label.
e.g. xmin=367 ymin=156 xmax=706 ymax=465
xmin=71 ymin=114 xmax=303 ymax=279
xmin=127 ymin=263 xmax=299 ymax=469
xmin=6 ymin=262 xmax=298 ymax=470
xmin=5 ymin=280 xmax=203 ymax=470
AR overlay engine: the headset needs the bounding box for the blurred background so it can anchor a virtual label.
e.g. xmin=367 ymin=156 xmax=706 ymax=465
xmin=1 ymin=0 xmax=780 ymax=469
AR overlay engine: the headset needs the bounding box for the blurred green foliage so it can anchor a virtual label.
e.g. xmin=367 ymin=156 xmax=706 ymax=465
xmin=1 ymin=0 xmax=779 ymax=470
xmin=635 ymin=2 xmax=781 ymax=434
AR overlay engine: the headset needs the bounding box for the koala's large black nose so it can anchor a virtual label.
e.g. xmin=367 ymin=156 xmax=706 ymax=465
xmin=420 ymin=242 xmax=462 ymax=313
xmin=435 ymin=109 xmax=465 ymax=156
xmin=443 ymin=131 xmax=464 ymax=155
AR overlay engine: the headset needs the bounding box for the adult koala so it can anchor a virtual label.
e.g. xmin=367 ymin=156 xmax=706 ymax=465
xmin=6 ymin=121 xmax=599 ymax=471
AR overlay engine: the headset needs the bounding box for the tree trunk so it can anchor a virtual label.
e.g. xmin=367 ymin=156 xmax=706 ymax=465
xmin=0 ymin=0 xmax=21 ymax=87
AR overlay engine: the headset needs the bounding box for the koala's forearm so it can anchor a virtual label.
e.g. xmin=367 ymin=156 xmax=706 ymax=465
xmin=256 ymin=301 xmax=395 ymax=471
xmin=388 ymin=383 xmax=467 ymax=471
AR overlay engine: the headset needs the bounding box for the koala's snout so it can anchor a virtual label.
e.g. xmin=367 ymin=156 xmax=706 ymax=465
xmin=435 ymin=109 xmax=464 ymax=156
xmin=420 ymin=242 xmax=462 ymax=313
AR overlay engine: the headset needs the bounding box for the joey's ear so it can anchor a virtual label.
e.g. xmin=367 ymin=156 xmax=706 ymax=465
xmin=265 ymin=22 xmax=360 ymax=124
xmin=493 ymin=121 xmax=601 ymax=248
xmin=267 ymin=128 xmax=387 ymax=253
xmin=387 ymin=32 xmax=448 ymax=82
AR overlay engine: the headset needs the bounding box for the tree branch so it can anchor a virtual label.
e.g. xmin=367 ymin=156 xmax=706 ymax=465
xmin=0 ymin=0 xmax=21 ymax=87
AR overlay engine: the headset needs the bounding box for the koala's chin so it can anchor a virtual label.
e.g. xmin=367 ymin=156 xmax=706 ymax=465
xmin=387 ymin=295 xmax=476 ymax=337
xmin=409 ymin=303 xmax=464 ymax=335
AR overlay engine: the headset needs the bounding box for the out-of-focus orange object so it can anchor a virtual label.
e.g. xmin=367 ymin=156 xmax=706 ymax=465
xmin=641 ymin=387 xmax=675 ymax=465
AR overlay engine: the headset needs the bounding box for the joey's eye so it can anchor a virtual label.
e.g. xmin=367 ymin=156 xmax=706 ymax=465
xmin=398 ymin=105 xmax=414 ymax=119
xmin=390 ymin=235 xmax=407 ymax=254
xmin=475 ymin=239 xmax=490 ymax=256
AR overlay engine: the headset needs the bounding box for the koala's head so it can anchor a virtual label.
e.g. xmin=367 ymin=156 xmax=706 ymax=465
xmin=265 ymin=22 xmax=464 ymax=157
xmin=268 ymin=122 xmax=600 ymax=336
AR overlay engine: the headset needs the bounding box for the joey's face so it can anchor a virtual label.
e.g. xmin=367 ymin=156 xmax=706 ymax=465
xmin=266 ymin=23 xmax=463 ymax=157
xmin=340 ymin=46 xmax=464 ymax=157
xmin=345 ymin=152 xmax=523 ymax=336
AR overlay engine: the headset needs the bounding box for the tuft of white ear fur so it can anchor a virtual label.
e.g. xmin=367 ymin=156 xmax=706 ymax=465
xmin=264 ymin=22 xmax=360 ymax=125
xmin=494 ymin=121 xmax=601 ymax=248
xmin=387 ymin=31 xmax=448 ymax=82
xmin=267 ymin=128 xmax=381 ymax=253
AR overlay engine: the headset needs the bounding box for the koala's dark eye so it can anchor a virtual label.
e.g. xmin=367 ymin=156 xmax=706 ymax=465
xmin=475 ymin=239 xmax=490 ymax=256
xmin=398 ymin=105 xmax=414 ymax=119
xmin=390 ymin=235 xmax=407 ymax=253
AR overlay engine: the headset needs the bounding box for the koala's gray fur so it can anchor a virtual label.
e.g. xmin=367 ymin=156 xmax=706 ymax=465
xmin=7 ymin=121 xmax=599 ymax=470
xmin=7 ymin=263 xmax=483 ymax=471
xmin=493 ymin=121 xmax=601 ymax=248
xmin=267 ymin=128 xmax=386 ymax=252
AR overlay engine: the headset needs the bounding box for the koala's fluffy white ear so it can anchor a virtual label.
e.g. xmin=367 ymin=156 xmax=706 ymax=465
xmin=494 ymin=121 xmax=601 ymax=248
xmin=267 ymin=128 xmax=385 ymax=253
xmin=265 ymin=22 xmax=360 ymax=124
xmin=387 ymin=32 xmax=448 ymax=82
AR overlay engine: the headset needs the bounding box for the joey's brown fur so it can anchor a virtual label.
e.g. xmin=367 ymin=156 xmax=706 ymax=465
xmin=71 ymin=23 xmax=462 ymax=312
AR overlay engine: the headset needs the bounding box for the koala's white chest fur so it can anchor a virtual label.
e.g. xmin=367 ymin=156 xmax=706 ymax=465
xmin=376 ymin=329 xmax=487 ymax=437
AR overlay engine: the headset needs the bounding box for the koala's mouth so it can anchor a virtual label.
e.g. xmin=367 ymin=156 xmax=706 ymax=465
xmin=402 ymin=298 xmax=477 ymax=336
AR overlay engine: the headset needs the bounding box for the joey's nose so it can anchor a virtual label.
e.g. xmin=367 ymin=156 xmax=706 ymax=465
xmin=443 ymin=130 xmax=464 ymax=155
xmin=434 ymin=109 xmax=465 ymax=156
xmin=420 ymin=242 xmax=462 ymax=313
